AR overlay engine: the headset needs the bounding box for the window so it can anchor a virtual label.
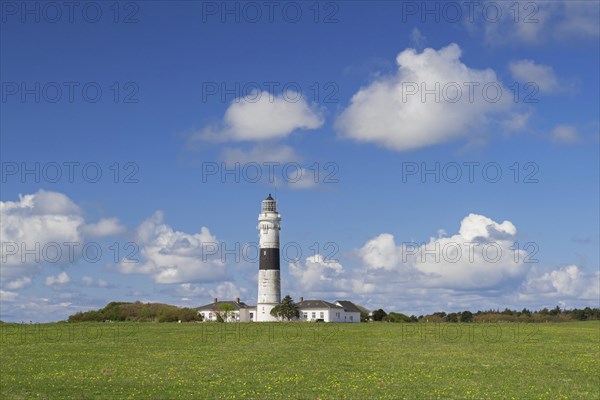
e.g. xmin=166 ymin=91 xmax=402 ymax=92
xmin=350 ymin=316 xmax=353 ymax=321
xmin=320 ymin=312 xmax=324 ymax=319
xmin=311 ymin=312 xmax=316 ymax=319
xmin=209 ymin=312 xmax=213 ymax=320
xmin=303 ymin=313 xmax=308 ymax=320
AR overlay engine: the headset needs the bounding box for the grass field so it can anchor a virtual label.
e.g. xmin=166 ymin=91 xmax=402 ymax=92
xmin=1 ymin=321 xmax=598 ymax=399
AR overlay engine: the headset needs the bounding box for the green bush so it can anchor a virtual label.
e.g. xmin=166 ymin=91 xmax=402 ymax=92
xmin=383 ymin=312 xmax=412 ymax=323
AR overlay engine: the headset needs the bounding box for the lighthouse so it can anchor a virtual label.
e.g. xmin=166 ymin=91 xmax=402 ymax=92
xmin=256 ymin=194 xmax=281 ymax=321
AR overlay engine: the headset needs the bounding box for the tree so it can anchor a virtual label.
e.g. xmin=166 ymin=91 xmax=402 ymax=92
xmin=355 ymin=304 xmax=370 ymax=322
xmin=100 ymin=302 xmax=128 ymax=321
xmin=270 ymin=295 xmax=299 ymax=321
xmin=550 ymin=305 xmax=561 ymax=316
xmin=371 ymin=309 xmax=387 ymax=321
xmin=460 ymin=311 xmax=473 ymax=323
xmin=157 ymin=309 xmax=179 ymax=322
xmin=446 ymin=313 xmax=459 ymax=323
xmin=178 ymin=308 xmax=202 ymax=322
xmin=140 ymin=307 xmax=151 ymax=321
xmin=217 ymin=303 xmax=236 ymax=322
xmin=360 ymin=311 xmax=370 ymax=322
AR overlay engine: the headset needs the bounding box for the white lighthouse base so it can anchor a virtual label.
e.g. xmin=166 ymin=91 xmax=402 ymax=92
xmin=256 ymin=269 xmax=281 ymax=322
xmin=256 ymin=303 xmax=279 ymax=322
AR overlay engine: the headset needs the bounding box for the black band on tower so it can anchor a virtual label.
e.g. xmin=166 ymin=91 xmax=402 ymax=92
xmin=259 ymin=248 xmax=280 ymax=270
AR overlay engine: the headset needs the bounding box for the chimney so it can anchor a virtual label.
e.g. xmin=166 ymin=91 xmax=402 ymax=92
xmin=300 ymin=297 xmax=304 ymax=303
xmin=213 ymin=298 xmax=217 ymax=304
xmin=236 ymin=297 xmax=240 ymax=303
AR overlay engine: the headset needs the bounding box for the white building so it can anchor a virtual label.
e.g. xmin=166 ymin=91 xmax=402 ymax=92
xmin=197 ymin=298 xmax=255 ymax=322
xmin=197 ymin=297 xmax=362 ymax=323
xmin=297 ymin=299 xmax=361 ymax=323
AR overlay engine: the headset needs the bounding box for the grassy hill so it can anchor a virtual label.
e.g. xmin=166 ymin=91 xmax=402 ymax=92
xmin=67 ymin=301 xmax=201 ymax=323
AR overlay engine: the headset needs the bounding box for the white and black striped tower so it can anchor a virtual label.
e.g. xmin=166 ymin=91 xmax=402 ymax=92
xmin=256 ymin=194 xmax=281 ymax=322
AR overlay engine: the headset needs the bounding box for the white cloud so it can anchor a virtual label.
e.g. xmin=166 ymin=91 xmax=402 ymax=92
xmin=315 ymin=212 xmax=599 ymax=313
xmin=557 ymin=1 xmax=600 ymax=38
xmin=359 ymin=233 xmax=401 ymax=271
xmin=284 ymin=214 xmax=531 ymax=307
xmin=0 ymin=294 xmax=91 ymax=323
xmin=208 ymin=282 xmax=247 ymax=301
xmin=289 ymin=254 xmax=344 ymax=291
xmin=0 ymin=289 xmax=18 ymax=301
xmin=1 ymin=190 xmax=84 ymax=276
xmin=177 ymin=283 xmax=206 ymax=297
xmin=457 ymin=214 xmax=517 ymax=240
xmin=409 ymin=27 xmax=426 ymax=48
xmin=0 ymin=190 xmax=128 ymax=286
xmin=80 ymin=218 xmax=126 ymax=237
xmin=413 ymin=214 xmax=525 ymax=289
xmin=45 ymin=271 xmax=70 ymax=286
xmin=5 ymin=276 xmax=32 ymax=290
xmin=344 ymin=214 xmax=599 ymax=313
xmin=81 ymin=276 xmax=109 ymax=287
xmin=509 ymin=60 xmax=560 ymax=93
xmin=221 ymin=144 xmax=300 ymax=164
xmin=119 ymin=211 xmax=226 ymax=284
xmin=192 ymin=91 xmax=324 ymax=143
xmin=288 ymin=253 xmax=377 ymax=300
xmin=220 ymin=147 xmax=322 ymax=190
xmin=523 ymin=265 xmax=599 ymax=300
xmin=479 ymin=1 xmax=554 ymax=45
xmin=551 ymin=125 xmax=581 ymax=144
xmin=477 ymin=1 xmax=598 ymax=45
xmin=336 ymin=43 xmax=511 ymax=151
xmin=502 ymin=111 xmax=531 ymax=132
xmin=287 ymin=168 xmax=320 ymax=190
xmin=176 ymin=282 xmax=248 ymax=303
xmin=357 ymin=214 xmax=526 ymax=290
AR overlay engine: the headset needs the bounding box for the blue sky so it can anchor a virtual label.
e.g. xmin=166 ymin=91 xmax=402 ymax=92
xmin=1 ymin=1 xmax=599 ymax=322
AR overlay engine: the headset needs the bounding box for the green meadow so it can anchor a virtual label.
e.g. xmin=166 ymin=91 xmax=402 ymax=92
xmin=1 ymin=321 xmax=598 ymax=399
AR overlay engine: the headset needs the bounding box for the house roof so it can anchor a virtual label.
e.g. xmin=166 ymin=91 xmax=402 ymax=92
xmin=296 ymin=300 xmax=344 ymax=310
xmin=336 ymin=300 xmax=362 ymax=313
xmin=196 ymin=301 xmax=253 ymax=311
